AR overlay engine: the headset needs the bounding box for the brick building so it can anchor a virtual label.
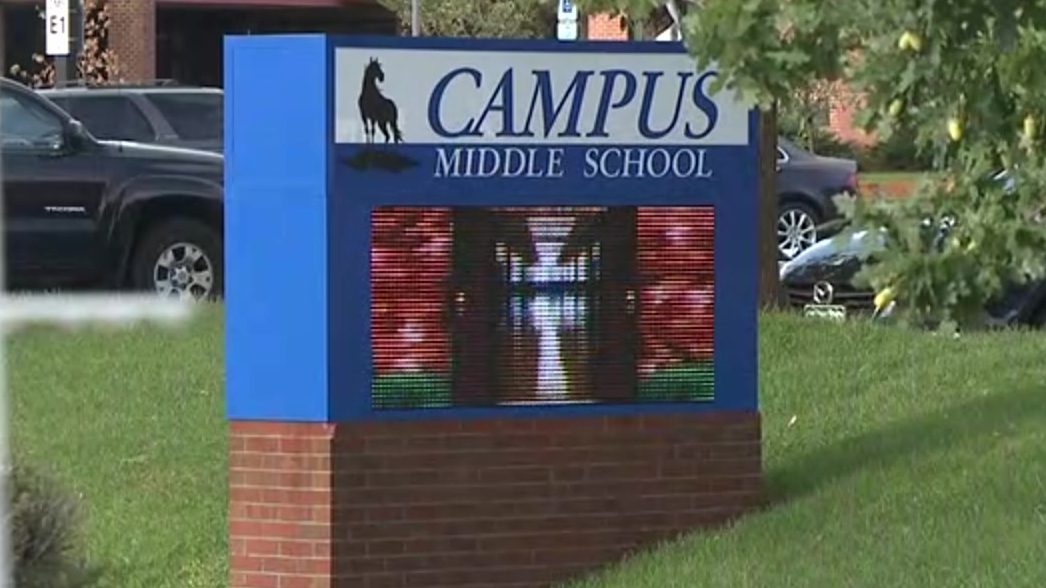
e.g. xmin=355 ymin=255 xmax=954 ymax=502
xmin=0 ymin=0 xmax=396 ymax=87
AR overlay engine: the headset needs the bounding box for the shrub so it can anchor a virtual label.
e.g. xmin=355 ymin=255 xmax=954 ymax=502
xmin=8 ymin=460 xmax=98 ymax=588
xmin=858 ymin=127 xmax=935 ymax=173
xmin=780 ymin=97 xmax=935 ymax=172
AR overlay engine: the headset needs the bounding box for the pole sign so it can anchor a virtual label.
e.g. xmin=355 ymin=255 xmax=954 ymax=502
xmin=557 ymin=0 xmax=578 ymax=21
xmin=45 ymin=0 xmax=70 ymax=56
xmin=557 ymin=0 xmax=579 ymax=41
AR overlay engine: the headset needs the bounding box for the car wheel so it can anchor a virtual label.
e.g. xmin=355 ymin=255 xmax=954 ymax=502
xmin=131 ymin=218 xmax=223 ymax=300
xmin=777 ymin=201 xmax=820 ymax=260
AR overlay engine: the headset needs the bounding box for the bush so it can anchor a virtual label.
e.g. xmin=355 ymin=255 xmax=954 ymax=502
xmin=9 ymin=460 xmax=98 ymax=588
xmin=858 ymin=127 xmax=935 ymax=173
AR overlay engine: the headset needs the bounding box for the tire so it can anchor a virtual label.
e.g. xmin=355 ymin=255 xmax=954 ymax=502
xmin=131 ymin=217 xmax=223 ymax=300
xmin=777 ymin=200 xmax=821 ymax=260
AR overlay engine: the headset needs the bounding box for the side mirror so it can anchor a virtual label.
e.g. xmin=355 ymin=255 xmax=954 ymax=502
xmin=63 ymin=119 xmax=90 ymax=152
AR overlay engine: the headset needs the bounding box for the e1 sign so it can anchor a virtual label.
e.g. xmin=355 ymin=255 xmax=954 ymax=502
xmin=45 ymin=0 xmax=70 ymax=56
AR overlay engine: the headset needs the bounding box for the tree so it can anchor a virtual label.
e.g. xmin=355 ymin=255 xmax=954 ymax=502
xmin=579 ymin=0 xmax=1046 ymax=329
xmin=379 ymin=0 xmax=556 ymax=38
xmin=9 ymin=0 xmax=122 ymax=88
xmin=577 ymin=0 xmax=789 ymax=308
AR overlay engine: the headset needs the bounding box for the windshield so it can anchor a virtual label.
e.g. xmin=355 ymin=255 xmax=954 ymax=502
xmin=0 ymin=93 xmax=65 ymax=148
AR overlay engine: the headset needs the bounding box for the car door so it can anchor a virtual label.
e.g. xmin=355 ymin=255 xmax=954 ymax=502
xmin=0 ymin=89 xmax=111 ymax=287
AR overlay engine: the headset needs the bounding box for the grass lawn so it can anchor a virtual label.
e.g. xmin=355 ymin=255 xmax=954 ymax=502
xmin=570 ymin=315 xmax=1046 ymax=588
xmin=859 ymin=171 xmax=932 ymax=184
xmin=8 ymin=304 xmax=227 ymax=588
xmin=7 ymin=307 xmax=1046 ymax=587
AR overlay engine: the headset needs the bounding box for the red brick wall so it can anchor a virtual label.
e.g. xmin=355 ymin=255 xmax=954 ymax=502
xmin=229 ymin=423 xmax=336 ymax=587
xmin=230 ymin=414 xmax=762 ymax=587
xmin=828 ymin=86 xmax=877 ymax=147
xmin=108 ymin=0 xmax=156 ymax=82
xmin=586 ymin=13 xmax=628 ymax=41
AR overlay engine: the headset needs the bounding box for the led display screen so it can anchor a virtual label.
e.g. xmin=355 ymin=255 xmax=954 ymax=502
xmin=371 ymin=206 xmax=715 ymax=409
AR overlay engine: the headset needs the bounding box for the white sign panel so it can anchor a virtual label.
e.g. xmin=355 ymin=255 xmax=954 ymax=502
xmin=557 ymin=21 xmax=579 ymax=41
xmin=45 ymin=0 xmax=70 ymax=56
xmin=333 ymin=48 xmax=750 ymax=146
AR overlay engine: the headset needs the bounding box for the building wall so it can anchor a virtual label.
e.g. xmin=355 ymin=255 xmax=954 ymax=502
xmin=95 ymin=0 xmax=397 ymax=85
xmin=828 ymin=87 xmax=876 ymax=146
xmin=586 ymin=13 xmax=628 ymax=41
xmin=109 ymin=0 xmax=156 ymax=82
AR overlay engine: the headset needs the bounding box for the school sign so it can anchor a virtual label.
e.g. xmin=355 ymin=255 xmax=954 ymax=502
xmin=225 ymin=35 xmax=761 ymax=588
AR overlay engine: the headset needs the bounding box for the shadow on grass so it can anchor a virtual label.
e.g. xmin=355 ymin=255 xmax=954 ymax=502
xmin=766 ymin=385 xmax=1046 ymax=506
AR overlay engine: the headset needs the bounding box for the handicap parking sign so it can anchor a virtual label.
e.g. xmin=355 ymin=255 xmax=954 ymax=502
xmin=558 ymin=0 xmax=578 ymax=21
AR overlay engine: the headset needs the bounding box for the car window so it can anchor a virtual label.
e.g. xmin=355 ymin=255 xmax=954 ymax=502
xmin=58 ymin=95 xmax=155 ymax=143
xmin=0 ymin=92 xmax=64 ymax=150
xmin=47 ymin=96 xmax=73 ymax=114
xmin=145 ymin=93 xmax=222 ymax=141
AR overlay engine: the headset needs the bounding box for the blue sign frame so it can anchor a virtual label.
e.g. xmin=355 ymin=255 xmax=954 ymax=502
xmin=225 ymin=34 xmax=759 ymax=423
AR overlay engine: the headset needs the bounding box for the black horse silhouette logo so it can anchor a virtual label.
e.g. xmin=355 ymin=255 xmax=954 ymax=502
xmin=342 ymin=57 xmax=419 ymax=173
xmin=358 ymin=58 xmax=404 ymax=144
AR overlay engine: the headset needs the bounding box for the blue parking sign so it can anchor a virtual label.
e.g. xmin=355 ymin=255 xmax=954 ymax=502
xmin=558 ymin=0 xmax=577 ymax=20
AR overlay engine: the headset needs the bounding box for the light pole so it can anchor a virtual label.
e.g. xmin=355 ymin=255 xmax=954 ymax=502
xmin=411 ymin=0 xmax=420 ymax=37
xmin=52 ymin=0 xmax=85 ymax=85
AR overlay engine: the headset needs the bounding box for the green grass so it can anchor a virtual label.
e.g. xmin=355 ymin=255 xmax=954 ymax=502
xmin=7 ymin=309 xmax=1046 ymax=587
xmin=860 ymin=171 xmax=933 ymax=184
xmin=569 ymin=315 xmax=1046 ymax=588
xmin=7 ymin=305 xmax=227 ymax=588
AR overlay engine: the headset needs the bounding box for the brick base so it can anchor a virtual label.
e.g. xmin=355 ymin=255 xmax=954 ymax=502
xmin=230 ymin=413 xmax=762 ymax=588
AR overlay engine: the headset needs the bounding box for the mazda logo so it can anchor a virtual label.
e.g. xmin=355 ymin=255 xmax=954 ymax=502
xmin=812 ymin=281 xmax=835 ymax=305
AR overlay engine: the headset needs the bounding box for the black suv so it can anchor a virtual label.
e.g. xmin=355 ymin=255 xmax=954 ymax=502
xmin=0 ymin=78 xmax=223 ymax=298
xmin=39 ymin=81 xmax=223 ymax=154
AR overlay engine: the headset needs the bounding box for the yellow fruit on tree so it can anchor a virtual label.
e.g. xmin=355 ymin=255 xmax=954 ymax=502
xmin=898 ymin=31 xmax=923 ymax=52
xmin=1024 ymin=115 xmax=1038 ymax=141
xmin=948 ymin=118 xmax=963 ymax=141
xmin=874 ymin=287 xmax=897 ymax=310
xmin=889 ymin=99 xmax=904 ymax=117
